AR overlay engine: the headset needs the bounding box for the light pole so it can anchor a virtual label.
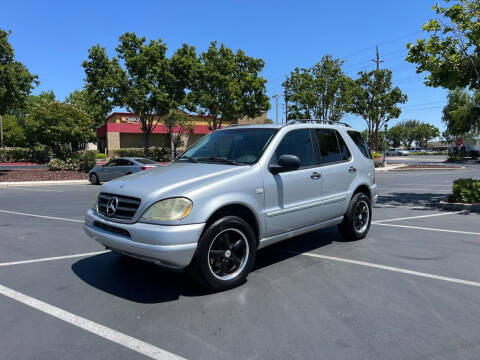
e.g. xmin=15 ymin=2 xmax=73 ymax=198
xmin=272 ymin=95 xmax=279 ymax=124
xmin=383 ymin=123 xmax=388 ymax=167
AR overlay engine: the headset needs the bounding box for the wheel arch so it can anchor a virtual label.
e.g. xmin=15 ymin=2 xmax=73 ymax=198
xmin=203 ymin=203 xmax=260 ymax=246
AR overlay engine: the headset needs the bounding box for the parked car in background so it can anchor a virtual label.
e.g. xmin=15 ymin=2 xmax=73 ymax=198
xmin=409 ymin=147 xmax=426 ymax=153
xmin=386 ymin=148 xmax=409 ymax=156
xmin=89 ymin=157 xmax=159 ymax=184
xmin=84 ymin=122 xmax=377 ymax=290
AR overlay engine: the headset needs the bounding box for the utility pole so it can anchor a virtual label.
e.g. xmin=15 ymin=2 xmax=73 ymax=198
xmin=371 ymin=45 xmax=384 ymax=71
xmin=272 ymin=94 xmax=279 ymax=124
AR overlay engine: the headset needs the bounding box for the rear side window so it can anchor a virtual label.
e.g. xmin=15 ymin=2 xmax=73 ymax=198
xmin=274 ymin=129 xmax=314 ymax=168
xmin=315 ymin=128 xmax=350 ymax=165
xmin=134 ymin=158 xmax=156 ymax=164
xmin=117 ymin=159 xmax=131 ymax=166
xmin=347 ymin=131 xmax=372 ymax=159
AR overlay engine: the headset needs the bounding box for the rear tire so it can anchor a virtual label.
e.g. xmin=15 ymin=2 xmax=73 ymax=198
xmin=188 ymin=216 xmax=256 ymax=291
xmin=338 ymin=192 xmax=371 ymax=241
xmin=89 ymin=173 xmax=100 ymax=185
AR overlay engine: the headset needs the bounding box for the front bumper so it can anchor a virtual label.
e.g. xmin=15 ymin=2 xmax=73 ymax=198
xmin=83 ymin=209 xmax=205 ymax=269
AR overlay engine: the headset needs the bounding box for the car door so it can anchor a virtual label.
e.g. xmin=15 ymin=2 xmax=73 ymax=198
xmin=100 ymin=159 xmax=119 ymax=182
xmin=115 ymin=159 xmax=132 ymax=178
xmin=263 ymin=128 xmax=323 ymax=237
xmin=314 ymin=128 xmax=356 ymax=221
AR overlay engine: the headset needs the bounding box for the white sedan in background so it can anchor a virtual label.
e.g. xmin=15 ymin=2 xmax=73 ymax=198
xmin=386 ymin=148 xmax=410 ymax=156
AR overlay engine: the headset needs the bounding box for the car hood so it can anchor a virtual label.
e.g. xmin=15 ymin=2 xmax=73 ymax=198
xmin=99 ymin=161 xmax=247 ymax=201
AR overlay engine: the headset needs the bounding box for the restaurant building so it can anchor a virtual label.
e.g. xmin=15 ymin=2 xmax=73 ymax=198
xmin=96 ymin=111 xmax=267 ymax=154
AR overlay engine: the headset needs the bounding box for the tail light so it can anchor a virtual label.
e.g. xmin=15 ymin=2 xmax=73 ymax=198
xmin=141 ymin=166 xmax=153 ymax=171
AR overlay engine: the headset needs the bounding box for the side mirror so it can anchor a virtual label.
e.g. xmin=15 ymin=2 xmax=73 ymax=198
xmin=269 ymin=154 xmax=301 ymax=174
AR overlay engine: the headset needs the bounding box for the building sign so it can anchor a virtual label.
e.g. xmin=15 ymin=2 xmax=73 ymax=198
xmin=119 ymin=115 xmax=141 ymax=123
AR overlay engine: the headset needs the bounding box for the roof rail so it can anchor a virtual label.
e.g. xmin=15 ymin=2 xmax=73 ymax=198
xmin=285 ymin=119 xmax=351 ymax=127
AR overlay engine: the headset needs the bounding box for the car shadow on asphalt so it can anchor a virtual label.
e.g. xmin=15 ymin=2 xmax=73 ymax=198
xmin=71 ymin=227 xmax=339 ymax=303
xmin=377 ymin=192 xmax=448 ymax=209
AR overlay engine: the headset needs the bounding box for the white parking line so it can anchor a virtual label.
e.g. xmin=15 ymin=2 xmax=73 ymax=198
xmin=373 ymin=211 xmax=464 ymax=223
xmin=0 ymin=210 xmax=82 ymax=223
xmin=292 ymin=251 xmax=480 ymax=287
xmin=0 ymin=251 xmax=109 ymax=267
xmin=373 ymin=223 xmax=480 ymax=235
xmin=0 ymin=284 xmax=185 ymax=360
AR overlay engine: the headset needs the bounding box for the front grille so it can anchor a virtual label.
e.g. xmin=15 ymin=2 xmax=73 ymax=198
xmin=93 ymin=221 xmax=131 ymax=238
xmin=97 ymin=192 xmax=141 ymax=220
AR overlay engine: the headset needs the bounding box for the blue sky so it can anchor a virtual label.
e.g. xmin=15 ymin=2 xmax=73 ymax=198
xmin=1 ymin=0 xmax=448 ymax=132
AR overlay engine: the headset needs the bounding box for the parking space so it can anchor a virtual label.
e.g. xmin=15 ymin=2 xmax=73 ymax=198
xmin=1 ymin=166 xmax=479 ymax=360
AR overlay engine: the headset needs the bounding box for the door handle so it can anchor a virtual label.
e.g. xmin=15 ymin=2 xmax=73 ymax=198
xmin=310 ymin=172 xmax=321 ymax=179
xmin=348 ymin=166 xmax=357 ymax=173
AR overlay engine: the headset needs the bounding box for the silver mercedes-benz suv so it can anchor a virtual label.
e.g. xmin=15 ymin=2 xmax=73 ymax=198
xmin=84 ymin=121 xmax=377 ymax=290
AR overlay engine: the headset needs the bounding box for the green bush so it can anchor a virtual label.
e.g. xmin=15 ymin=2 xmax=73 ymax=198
xmin=112 ymin=147 xmax=171 ymax=162
xmin=0 ymin=146 xmax=50 ymax=163
xmin=371 ymin=152 xmax=382 ymax=158
xmin=96 ymin=153 xmax=107 ymax=159
xmin=46 ymin=150 xmax=97 ymax=172
xmin=452 ymin=178 xmax=480 ymax=203
xmin=76 ymin=150 xmax=97 ymax=172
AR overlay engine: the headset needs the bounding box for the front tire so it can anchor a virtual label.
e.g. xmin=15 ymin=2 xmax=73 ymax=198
xmin=189 ymin=216 xmax=256 ymax=291
xmin=89 ymin=173 xmax=100 ymax=185
xmin=338 ymin=192 xmax=371 ymax=241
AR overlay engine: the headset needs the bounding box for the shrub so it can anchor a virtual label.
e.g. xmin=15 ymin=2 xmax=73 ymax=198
xmin=112 ymin=147 xmax=171 ymax=162
xmin=0 ymin=146 xmax=50 ymax=163
xmin=96 ymin=153 xmax=107 ymax=159
xmin=371 ymin=152 xmax=382 ymax=158
xmin=46 ymin=158 xmax=66 ymax=171
xmin=76 ymin=150 xmax=97 ymax=172
xmin=112 ymin=149 xmax=144 ymax=158
xmin=452 ymin=178 xmax=480 ymax=203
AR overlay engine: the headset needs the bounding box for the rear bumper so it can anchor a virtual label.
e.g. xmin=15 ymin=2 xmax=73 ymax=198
xmin=83 ymin=209 xmax=205 ymax=269
xmin=370 ymin=184 xmax=378 ymax=206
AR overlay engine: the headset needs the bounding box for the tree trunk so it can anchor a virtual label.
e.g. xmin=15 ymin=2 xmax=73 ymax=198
xmin=143 ymin=131 xmax=150 ymax=158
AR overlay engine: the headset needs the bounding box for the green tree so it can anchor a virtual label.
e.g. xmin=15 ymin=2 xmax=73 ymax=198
xmin=413 ymin=123 xmax=440 ymax=148
xmin=350 ymin=69 xmax=408 ymax=151
xmin=162 ymin=110 xmax=194 ymax=158
xmin=83 ymin=33 xmax=194 ymax=156
xmin=65 ymin=89 xmax=112 ymax=132
xmin=0 ymin=29 xmax=39 ymax=147
xmin=406 ymin=0 xmax=480 ymax=92
xmin=387 ymin=124 xmax=404 ymax=148
xmin=442 ymin=88 xmax=479 ymax=135
xmin=25 ymin=101 xmax=94 ymax=152
xmin=283 ymin=55 xmax=354 ymax=122
xmin=187 ymin=41 xmax=270 ymax=130
xmin=398 ymin=119 xmax=420 ymax=148
xmin=1 ymin=114 xmax=26 ymax=146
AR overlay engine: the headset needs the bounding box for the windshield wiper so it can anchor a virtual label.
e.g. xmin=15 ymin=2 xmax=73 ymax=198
xmin=197 ymin=157 xmax=240 ymax=165
xmin=177 ymin=155 xmax=198 ymax=163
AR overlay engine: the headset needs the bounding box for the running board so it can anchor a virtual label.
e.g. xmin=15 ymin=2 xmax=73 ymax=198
xmin=258 ymin=216 xmax=344 ymax=250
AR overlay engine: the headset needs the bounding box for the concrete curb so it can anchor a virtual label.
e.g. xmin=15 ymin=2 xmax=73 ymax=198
xmin=374 ymin=164 xmax=407 ymax=172
xmin=0 ymin=180 xmax=89 ymax=186
xmin=438 ymin=196 xmax=480 ymax=212
xmin=392 ymin=166 xmax=464 ymax=171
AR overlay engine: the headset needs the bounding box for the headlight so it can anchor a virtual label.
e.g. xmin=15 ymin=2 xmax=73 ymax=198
xmin=141 ymin=198 xmax=192 ymax=221
xmin=91 ymin=191 xmax=99 ymax=211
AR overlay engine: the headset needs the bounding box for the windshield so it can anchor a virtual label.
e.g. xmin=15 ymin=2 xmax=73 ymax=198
xmin=178 ymin=128 xmax=278 ymax=165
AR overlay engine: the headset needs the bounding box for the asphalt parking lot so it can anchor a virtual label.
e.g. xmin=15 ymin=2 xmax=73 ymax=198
xmin=1 ymin=164 xmax=479 ymax=360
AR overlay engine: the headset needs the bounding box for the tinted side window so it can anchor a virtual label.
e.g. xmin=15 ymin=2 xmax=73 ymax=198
xmin=106 ymin=160 xmax=119 ymax=167
xmin=117 ymin=159 xmax=131 ymax=166
xmin=274 ymin=129 xmax=314 ymax=168
xmin=347 ymin=131 xmax=372 ymax=159
xmin=315 ymin=129 xmax=342 ymax=164
xmin=336 ymin=132 xmax=351 ymax=161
